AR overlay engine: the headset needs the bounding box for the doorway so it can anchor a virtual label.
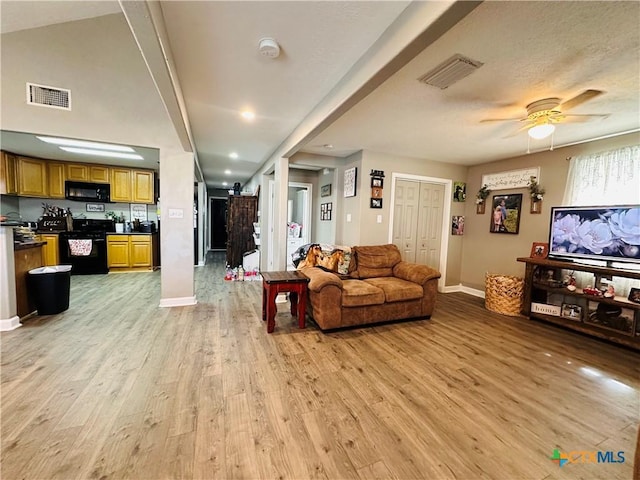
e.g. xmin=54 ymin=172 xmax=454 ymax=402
xmin=267 ymin=180 xmax=312 ymax=270
xmin=209 ymin=197 xmax=227 ymax=251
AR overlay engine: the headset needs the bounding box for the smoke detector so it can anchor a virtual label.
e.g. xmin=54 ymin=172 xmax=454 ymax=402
xmin=258 ymin=37 xmax=280 ymax=58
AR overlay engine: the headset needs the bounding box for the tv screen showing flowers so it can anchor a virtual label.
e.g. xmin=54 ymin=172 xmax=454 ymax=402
xmin=548 ymin=205 xmax=640 ymax=264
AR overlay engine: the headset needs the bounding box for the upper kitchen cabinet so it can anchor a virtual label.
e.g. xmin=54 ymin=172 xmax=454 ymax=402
xmin=0 ymin=151 xmax=18 ymax=195
xmin=110 ymin=168 xmax=132 ymax=203
xmin=48 ymin=162 xmax=66 ymax=199
xmin=90 ymin=165 xmax=110 ymax=183
xmin=132 ymin=170 xmax=154 ymax=204
xmin=17 ymin=156 xmax=48 ymax=197
xmin=111 ymin=168 xmax=154 ymax=204
xmin=66 ymin=163 xmax=89 ymax=182
xmin=65 ymin=163 xmax=110 ymax=183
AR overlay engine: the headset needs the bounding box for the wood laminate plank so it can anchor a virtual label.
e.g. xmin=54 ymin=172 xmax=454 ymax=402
xmin=1 ymin=251 xmax=638 ymax=480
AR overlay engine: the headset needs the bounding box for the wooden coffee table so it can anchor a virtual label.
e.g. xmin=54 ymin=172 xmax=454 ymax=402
xmin=261 ymin=270 xmax=310 ymax=333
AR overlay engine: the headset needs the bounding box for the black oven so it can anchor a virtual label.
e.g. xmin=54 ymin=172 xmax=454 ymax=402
xmin=58 ymin=219 xmax=113 ymax=275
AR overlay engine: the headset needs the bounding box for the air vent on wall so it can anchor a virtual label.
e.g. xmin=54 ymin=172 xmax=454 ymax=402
xmin=418 ymin=54 xmax=483 ymax=90
xmin=26 ymin=83 xmax=71 ymax=110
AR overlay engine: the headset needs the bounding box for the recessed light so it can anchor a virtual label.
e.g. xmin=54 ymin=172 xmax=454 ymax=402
xmin=37 ymin=136 xmax=134 ymax=152
xmin=59 ymin=147 xmax=143 ymax=160
xmin=222 ymin=182 xmax=228 ymax=186
xmin=323 ymin=144 xmax=334 ymax=149
xmin=241 ymin=111 xmax=255 ymax=121
xmin=229 ymin=152 xmax=239 ymax=159
xmin=224 ymin=169 xmax=231 ymax=174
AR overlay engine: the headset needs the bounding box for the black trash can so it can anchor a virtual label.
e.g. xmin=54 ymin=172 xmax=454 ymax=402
xmin=27 ymin=265 xmax=72 ymax=315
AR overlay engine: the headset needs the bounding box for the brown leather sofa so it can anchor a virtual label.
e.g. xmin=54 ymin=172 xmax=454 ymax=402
xmin=301 ymin=244 xmax=441 ymax=330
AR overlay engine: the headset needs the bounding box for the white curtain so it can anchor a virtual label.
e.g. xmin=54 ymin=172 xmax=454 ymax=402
xmin=563 ymin=145 xmax=640 ymax=206
xmin=562 ymin=145 xmax=640 ymax=296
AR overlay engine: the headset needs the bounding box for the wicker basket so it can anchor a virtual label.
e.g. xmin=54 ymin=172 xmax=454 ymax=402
xmin=485 ymin=273 xmax=524 ymax=316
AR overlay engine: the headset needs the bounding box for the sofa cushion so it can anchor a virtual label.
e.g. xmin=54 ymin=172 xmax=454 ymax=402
xmin=342 ymin=280 xmax=385 ymax=307
xmin=363 ymin=277 xmax=423 ymax=303
xmin=352 ymin=244 xmax=402 ymax=279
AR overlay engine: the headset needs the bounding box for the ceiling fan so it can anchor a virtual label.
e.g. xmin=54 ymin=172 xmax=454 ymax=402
xmin=482 ymin=89 xmax=609 ymax=139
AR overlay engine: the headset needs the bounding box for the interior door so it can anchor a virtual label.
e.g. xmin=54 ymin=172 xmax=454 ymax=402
xmin=415 ymin=182 xmax=444 ymax=269
xmin=392 ymin=180 xmax=420 ymax=262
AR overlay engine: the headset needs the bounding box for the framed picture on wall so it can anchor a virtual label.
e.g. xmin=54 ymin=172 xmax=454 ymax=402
xmin=489 ymin=194 xmax=522 ymax=234
xmin=321 ymin=184 xmax=331 ymax=197
xmin=370 ymin=198 xmax=382 ymax=209
xmin=344 ymin=167 xmax=357 ymax=198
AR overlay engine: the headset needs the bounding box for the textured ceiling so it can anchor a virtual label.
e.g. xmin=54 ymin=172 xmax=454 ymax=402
xmin=1 ymin=1 xmax=638 ymax=189
xmin=302 ymin=1 xmax=640 ymax=164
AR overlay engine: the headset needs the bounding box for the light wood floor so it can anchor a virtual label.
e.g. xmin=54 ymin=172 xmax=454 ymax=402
xmin=1 ymin=252 xmax=638 ymax=480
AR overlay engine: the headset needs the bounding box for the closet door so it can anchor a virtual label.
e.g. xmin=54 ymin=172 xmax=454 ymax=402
xmin=392 ymin=180 xmax=420 ymax=262
xmin=415 ymin=182 xmax=444 ymax=269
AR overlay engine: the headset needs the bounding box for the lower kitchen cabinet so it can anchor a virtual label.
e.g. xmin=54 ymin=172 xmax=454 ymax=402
xmin=107 ymin=234 xmax=157 ymax=271
xmin=37 ymin=234 xmax=60 ymax=266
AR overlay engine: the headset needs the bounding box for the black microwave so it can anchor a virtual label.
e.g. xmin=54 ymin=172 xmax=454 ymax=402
xmin=65 ymin=181 xmax=111 ymax=202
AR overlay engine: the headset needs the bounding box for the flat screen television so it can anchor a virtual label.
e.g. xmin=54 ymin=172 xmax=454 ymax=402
xmin=548 ymin=205 xmax=640 ymax=265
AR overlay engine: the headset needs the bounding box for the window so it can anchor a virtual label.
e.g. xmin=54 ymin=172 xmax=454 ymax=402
xmin=563 ymin=145 xmax=640 ymax=206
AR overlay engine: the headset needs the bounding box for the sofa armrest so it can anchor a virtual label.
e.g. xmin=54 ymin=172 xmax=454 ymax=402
xmin=393 ymin=261 xmax=441 ymax=285
xmin=300 ymin=266 xmax=343 ymax=292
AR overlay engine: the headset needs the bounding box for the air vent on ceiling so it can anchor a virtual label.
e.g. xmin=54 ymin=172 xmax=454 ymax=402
xmin=418 ymin=54 xmax=483 ymax=90
xmin=26 ymin=83 xmax=71 ymax=110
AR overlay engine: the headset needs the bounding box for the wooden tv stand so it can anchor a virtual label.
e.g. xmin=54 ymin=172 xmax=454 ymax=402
xmin=517 ymin=257 xmax=640 ymax=350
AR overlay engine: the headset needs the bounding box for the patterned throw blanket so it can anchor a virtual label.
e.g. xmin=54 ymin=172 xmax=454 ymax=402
xmin=292 ymin=243 xmax=351 ymax=275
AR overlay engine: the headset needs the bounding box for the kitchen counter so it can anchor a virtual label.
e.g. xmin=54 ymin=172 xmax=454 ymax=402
xmin=14 ymin=241 xmax=47 ymax=251
xmin=107 ymin=232 xmax=157 ymax=235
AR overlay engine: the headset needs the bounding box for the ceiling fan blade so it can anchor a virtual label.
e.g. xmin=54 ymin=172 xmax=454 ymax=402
xmin=502 ymin=122 xmax=533 ymax=138
xmin=560 ymin=89 xmax=604 ymax=111
xmin=480 ymin=117 xmax=525 ymax=123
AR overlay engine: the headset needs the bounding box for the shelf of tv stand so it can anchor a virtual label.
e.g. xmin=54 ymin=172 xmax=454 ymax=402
xmin=517 ymin=257 xmax=640 ymax=350
xmin=531 ymin=283 xmax=640 ymax=311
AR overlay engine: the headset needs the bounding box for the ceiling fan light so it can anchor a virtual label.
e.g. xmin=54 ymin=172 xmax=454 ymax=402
xmin=528 ymin=123 xmax=555 ymax=139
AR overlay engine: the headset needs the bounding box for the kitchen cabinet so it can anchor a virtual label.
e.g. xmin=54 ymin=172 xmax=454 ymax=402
xmin=1 ymin=151 xmax=18 ymax=195
xmin=226 ymin=195 xmax=258 ymax=267
xmin=48 ymin=163 xmax=66 ymax=199
xmin=132 ymin=170 xmax=154 ymax=203
xmin=64 ymin=163 xmax=110 ymax=183
xmin=66 ymin=163 xmax=89 ymax=181
xmin=17 ymin=156 xmax=48 ymax=197
xmin=107 ymin=234 xmax=157 ymax=271
xmin=38 ymin=234 xmax=60 ymax=266
xmin=90 ymin=165 xmax=110 ymax=183
xmin=14 ymin=243 xmax=44 ymax=318
xmin=110 ymin=168 xmax=132 ymax=203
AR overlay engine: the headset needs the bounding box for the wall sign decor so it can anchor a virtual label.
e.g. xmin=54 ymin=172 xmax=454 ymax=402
xmin=130 ymin=204 xmax=148 ymax=221
xmin=86 ymin=203 xmax=105 ymax=212
xmin=490 ymin=193 xmax=522 ymax=234
xmin=321 ymin=184 xmax=332 ymax=197
xmin=344 ymin=167 xmax=357 ymax=197
xmin=482 ymin=167 xmax=540 ymax=191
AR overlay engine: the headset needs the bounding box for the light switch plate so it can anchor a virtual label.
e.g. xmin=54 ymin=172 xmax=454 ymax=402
xmin=346 ymin=213 xmax=352 ymax=222
xmin=377 ymin=215 xmax=382 ymax=223
xmin=168 ymin=208 xmax=184 ymax=219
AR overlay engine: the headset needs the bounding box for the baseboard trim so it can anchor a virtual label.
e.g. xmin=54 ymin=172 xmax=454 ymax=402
xmin=0 ymin=316 xmax=22 ymax=332
xmin=440 ymin=284 xmax=485 ymax=298
xmin=159 ymin=296 xmax=197 ymax=308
